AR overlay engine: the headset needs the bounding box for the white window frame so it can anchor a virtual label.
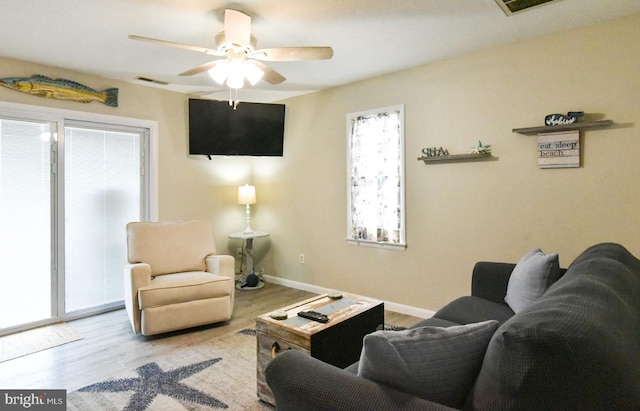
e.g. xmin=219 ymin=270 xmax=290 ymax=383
xmin=346 ymin=104 xmax=406 ymax=250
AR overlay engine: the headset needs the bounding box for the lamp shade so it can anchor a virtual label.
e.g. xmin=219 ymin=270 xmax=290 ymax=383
xmin=208 ymin=61 xmax=228 ymax=85
xmin=238 ymin=184 xmax=256 ymax=205
xmin=243 ymin=61 xmax=264 ymax=85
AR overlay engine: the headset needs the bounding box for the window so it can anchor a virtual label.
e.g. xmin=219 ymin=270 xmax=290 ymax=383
xmin=347 ymin=105 xmax=405 ymax=249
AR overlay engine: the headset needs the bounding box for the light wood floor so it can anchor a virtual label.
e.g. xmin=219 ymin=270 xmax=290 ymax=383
xmin=0 ymin=282 xmax=421 ymax=391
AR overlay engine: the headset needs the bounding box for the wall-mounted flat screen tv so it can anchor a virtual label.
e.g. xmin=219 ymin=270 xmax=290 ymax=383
xmin=188 ymin=98 xmax=286 ymax=157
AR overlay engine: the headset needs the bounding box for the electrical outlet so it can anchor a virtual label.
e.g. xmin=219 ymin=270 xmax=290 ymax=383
xmin=299 ymin=253 xmax=305 ymax=264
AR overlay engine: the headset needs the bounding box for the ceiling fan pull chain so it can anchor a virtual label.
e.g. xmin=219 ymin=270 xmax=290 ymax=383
xmin=234 ymin=89 xmax=240 ymax=110
xmin=228 ymin=88 xmax=240 ymax=109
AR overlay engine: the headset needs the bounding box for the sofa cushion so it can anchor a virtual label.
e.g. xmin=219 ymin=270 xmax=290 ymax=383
xmin=357 ymin=320 xmax=499 ymax=408
xmin=504 ymin=248 xmax=560 ymax=313
xmin=434 ymin=296 xmax=515 ymax=326
xmin=470 ymin=243 xmax=640 ymax=410
xmin=411 ymin=316 xmax=460 ymax=328
xmin=138 ymin=271 xmax=232 ymax=309
xmin=127 ymin=220 xmax=217 ymax=276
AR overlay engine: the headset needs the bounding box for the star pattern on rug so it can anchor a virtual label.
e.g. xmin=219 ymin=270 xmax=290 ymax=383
xmin=79 ymin=358 xmax=228 ymax=410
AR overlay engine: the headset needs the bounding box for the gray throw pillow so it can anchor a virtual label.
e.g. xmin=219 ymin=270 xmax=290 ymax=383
xmin=357 ymin=320 xmax=499 ymax=408
xmin=504 ymin=249 xmax=561 ymax=313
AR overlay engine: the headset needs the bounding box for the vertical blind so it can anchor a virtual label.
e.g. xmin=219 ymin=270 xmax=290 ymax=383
xmin=0 ymin=118 xmax=54 ymax=328
xmin=64 ymin=124 xmax=143 ymax=312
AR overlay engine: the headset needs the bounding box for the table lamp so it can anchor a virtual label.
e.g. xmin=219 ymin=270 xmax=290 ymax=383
xmin=238 ymin=184 xmax=256 ymax=233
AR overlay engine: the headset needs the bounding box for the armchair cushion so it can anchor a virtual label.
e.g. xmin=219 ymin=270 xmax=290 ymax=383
xmin=434 ymin=296 xmax=514 ymax=326
xmin=126 ymin=220 xmax=217 ymax=276
xmin=357 ymin=320 xmax=499 ymax=408
xmin=138 ymin=271 xmax=234 ymax=309
xmin=504 ymin=249 xmax=560 ymax=313
xmin=266 ymin=350 xmax=455 ymax=411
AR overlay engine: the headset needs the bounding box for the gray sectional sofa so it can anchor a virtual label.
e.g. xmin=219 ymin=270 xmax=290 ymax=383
xmin=265 ymin=243 xmax=640 ymax=410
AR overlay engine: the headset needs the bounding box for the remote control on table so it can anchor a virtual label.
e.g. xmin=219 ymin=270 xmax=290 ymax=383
xmin=297 ymin=310 xmax=329 ymax=323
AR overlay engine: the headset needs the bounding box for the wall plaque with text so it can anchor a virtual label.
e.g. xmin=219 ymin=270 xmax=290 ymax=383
xmin=537 ymin=130 xmax=580 ymax=168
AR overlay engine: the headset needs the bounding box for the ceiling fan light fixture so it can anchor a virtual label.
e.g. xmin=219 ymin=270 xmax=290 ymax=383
xmin=243 ymin=62 xmax=264 ymax=85
xmin=209 ymin=57 xmax=264 ymax=89
xmin=208 ymin=62 xmax=228 ymax=84
xmin=226 ymin=70 xmax=245 ymax=89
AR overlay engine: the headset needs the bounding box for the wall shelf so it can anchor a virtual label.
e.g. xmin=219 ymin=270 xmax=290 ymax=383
xmin=418 ymin=152 xmax=494 ymax=164
xmin=512 ymin=120 xmax=613 ymax=135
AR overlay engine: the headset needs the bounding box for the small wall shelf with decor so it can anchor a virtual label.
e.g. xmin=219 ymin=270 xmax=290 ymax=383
xmin=512 ymin=120 xmax=613 ymax=135
xmin=513 ymin=112 xmax=614 ymax=169
xmin=418 ymin=141 xmax=496 ymax=164
xmin=418 ymin=152 xmax=495 ymax=164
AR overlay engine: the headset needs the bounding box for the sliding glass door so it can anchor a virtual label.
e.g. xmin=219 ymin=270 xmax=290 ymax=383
xmin=64 ymin=123 xmax=146 ymax=313
xmin=0 ymin=111 xmax=150 ymax=334
xmin=0 ymin=118 xmax=56 ymax=329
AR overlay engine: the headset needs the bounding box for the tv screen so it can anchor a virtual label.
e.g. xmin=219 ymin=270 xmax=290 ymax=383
xmin=188 ymin=99 xmax=286 ymax=157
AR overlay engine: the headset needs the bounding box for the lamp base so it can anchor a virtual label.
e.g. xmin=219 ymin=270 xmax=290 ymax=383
xmin=236 ymin=281 xmax=264 ymax=290
xmin=244 ymin=204 xmax=253 ymax=234
xmin=236 ymin=273 xmax=265 ymax=290
xmin=244 ymin=273 xmax=259 ymax=287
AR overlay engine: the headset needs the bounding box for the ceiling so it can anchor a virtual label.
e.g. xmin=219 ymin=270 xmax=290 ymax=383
xmin=1 ymin=0 xmax=639 ymax=103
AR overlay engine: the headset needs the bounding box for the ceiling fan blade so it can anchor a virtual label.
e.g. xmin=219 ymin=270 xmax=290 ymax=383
xmin=224 ymin=9 xmax=251 ymax=46
xmin=129 ymin=35 xmax=224 ymax=56
xmin=251 ymin=46 xmax=333 ymax=61
xmin=179 ymin=61 xmax=220 ymax=76
xmin=251 ymin=60 xmax=286 ymax=84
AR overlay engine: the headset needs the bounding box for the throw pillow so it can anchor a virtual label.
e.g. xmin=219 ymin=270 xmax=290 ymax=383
xmin=504 ymin=249 xmax=561 ymax=313
xmin=357 ymin=320 xmax=499 ymax=408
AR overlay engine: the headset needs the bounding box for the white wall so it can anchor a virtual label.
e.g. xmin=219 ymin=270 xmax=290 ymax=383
xmin=250 ymin=13 xmax=640 ymax=310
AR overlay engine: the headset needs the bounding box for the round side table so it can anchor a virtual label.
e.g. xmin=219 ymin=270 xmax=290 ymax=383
xmin=228 ymin=231 xmax=269 ymax=290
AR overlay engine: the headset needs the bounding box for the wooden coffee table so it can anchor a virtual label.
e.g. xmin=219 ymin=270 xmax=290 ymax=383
xmin=256 ymin=293 xmax=384 ymax=405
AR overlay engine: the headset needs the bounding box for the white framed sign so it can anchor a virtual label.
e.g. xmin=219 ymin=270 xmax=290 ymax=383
xmin=537 ymin=130 xmax=580 ymax=168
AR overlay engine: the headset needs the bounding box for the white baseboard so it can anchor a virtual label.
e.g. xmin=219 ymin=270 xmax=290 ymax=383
xmin=263 ymin=274 xmax=435 ymax=319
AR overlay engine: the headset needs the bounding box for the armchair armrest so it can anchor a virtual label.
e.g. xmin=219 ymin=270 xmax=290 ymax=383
xmin=206 ymin=254 xmax=235 ymax=307
xmin=205 ymin=254 xmax=235 ymax=278
xmin=470 ymin=262 xmax=515 ymax=304
xmin=124 ymin=263 xmax=152 ymax=334
xmin=266 ymin=350 xmax=457 ymax=411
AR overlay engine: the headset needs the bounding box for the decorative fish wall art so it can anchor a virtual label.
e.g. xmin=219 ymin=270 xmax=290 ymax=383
xmin=0 ymin=74 xmax=118 ymax=107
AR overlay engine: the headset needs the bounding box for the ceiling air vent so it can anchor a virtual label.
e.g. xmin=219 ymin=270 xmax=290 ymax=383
xmin=495 ymin=0 xmax=562 ymax=15
xmin=136 ymin=76 xmax=169 ymax=86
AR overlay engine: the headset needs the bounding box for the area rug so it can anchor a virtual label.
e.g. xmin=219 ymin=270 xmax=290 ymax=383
xmin=67 ymin=329 xmax=271 ymax=411
xmin=67 ymin=325 xmax=406 ymax=411
xmin=0 ymin=323 xmax=83 ymax=363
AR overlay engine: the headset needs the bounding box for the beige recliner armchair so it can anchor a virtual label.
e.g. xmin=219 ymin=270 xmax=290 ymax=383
xmin=124 ymin=220 xmax=235 ymax=336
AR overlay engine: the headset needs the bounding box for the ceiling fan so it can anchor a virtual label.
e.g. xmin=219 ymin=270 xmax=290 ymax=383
xmin=129 ymin=9 xmax=333 ymax=89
